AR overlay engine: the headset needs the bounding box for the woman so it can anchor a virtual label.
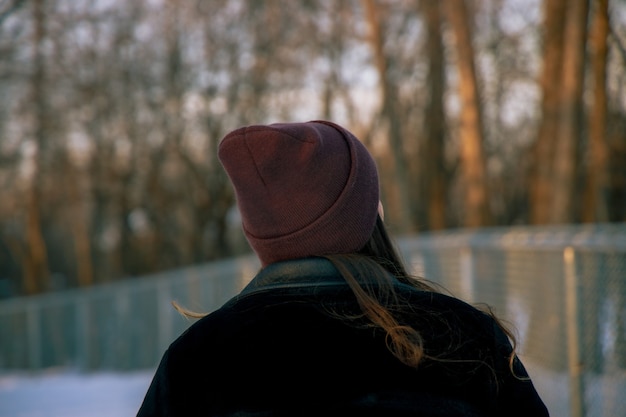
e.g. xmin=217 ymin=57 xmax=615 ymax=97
xmin=137 ymin=121 xmax=549 ymax=416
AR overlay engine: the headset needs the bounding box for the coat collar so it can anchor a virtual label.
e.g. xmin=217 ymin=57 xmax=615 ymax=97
xmin=239 ymin=257 xmax=346 ymax=297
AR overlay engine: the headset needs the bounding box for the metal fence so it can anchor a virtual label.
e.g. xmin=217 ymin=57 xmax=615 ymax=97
xmin=0 ymin=255 xmax=261 ymax=371
xmin=397 ymin=224 xmax=626 ymax=417
xmin=1 ymin=223 xmax=625 ymax=417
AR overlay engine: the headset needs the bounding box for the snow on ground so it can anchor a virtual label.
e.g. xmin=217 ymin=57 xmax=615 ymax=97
xmin=0 ymin=369 xmax=152 ymax=417
xmin=0 ymin=362 xmax=624 ymax=417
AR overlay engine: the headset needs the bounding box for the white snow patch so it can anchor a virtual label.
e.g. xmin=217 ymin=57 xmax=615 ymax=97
xmin=0 ymin=369 xmax=153 ymax=417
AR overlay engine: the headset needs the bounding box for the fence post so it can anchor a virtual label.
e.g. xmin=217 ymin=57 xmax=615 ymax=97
xmin=75 ymin=297 xmax=89 ymax=370
xmin=564 ymin=246 xmax=586 ymax=417
xmin=26 ymin=300 xmax=41 ymax=370
xmin=157 ymin=279 xmax=173 ymax=355
xmin=460 ymin=247 xmax=475 ymax=303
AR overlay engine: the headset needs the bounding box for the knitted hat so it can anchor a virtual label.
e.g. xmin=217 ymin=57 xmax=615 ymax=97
xmin=218 ymin=120 xmax=380 ymax=266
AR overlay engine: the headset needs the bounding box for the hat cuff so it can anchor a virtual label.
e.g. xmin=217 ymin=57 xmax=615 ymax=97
xmin=246 ymin=184 xmax=379 ymax=265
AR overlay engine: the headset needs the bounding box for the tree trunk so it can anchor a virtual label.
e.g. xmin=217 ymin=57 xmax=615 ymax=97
xmin=582 ymin=0 xmax=609 ymax=222
xmin=550 ymin=0 xmax=590 ymax=223
xmin=444 ymin=0 xmax=491 ymax=227
xmin=23 ymin=0 xmax=50 ymax=294
xmin=362 ymin=0 xmax=414 ymax=232
xmin=422 ymin=0 xmax=448 ymax=230
xmin=530 ymin=0 xmax=567 ymax=224
xmin=67 ymin=166 xmax=94 ymax=287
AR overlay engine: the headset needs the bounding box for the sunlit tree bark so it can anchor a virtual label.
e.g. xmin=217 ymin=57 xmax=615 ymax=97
xmin=45 ymin=10 xmax=96 ymax=288
xmin=530 ymin=0 xmax=567 ymax=224
xmin=422 ymin=0 xmax=448 ymax=230
xmin=23 ymin=0 xmax=50 ymax=294
xmin=362 ymin=0 xmax=415 ymax=232
xmin=155 ymin=0 xmax=189 ymax=267
xmin=66 ymin=164 xmax=94 ymax=287
xmin=583 ymin=0 xmax=610 ymax=222
xmin=320 ymin=1 xmax=352 ymax=122
xmin=444 ymin=0 xmax=491 ymax=227
xmin=550 ymin=0 xmax=590 ymax=223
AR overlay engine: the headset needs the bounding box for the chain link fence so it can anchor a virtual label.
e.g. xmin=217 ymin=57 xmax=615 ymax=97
xmin=0 ymin=256 xmax=260 ymax=371
xmin=1 ymin=224 xmax=625 ymax=416
xmin=398 ymin=224 xmax=626 ymax=417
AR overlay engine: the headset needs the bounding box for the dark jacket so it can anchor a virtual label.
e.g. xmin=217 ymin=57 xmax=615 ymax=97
xmin=137 ymin=258 xmax=549 ymax=417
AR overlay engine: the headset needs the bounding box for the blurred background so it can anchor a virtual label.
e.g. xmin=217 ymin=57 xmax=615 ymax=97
xmin=0 ymin=0 xmax=625 ymax=416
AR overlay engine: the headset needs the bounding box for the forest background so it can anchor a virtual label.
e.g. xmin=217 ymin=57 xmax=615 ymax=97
xmin=0 ymin=0 xmax=624 ymax=298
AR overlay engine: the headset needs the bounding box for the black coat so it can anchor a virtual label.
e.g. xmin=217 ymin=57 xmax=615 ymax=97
xmin=137 ymin=258 xmax=549 ymax=417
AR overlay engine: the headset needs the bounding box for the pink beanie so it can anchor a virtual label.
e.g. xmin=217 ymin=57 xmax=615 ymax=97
xmin=218 ymin=120 xmax=380 ymax=266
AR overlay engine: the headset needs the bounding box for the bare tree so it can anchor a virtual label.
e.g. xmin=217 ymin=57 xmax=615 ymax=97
xmin=550 ymin=0 xmax=590 ymax=223
xmin=362 ymin=0 xmax=415 ymax=232
xmin=583 ymin=0 xmax=610 ymax=222
xmin=22 ymin=0 xmax=50 ymax=294
xmin=444 ymin=0 xmax=491 ymax=227
xmin=422 ymin=0 xmax=448 ymax=230
xmin=530 ymin=0 xmax=566 ymax=225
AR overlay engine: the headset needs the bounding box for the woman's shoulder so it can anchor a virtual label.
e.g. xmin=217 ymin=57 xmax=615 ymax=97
xmin=396 ymin=284 xmax=505 ymax=339
xmin=166 ymin=301 xmax=245 ymax=356
xmin=400 ymin=282 xmax=492 ymax=317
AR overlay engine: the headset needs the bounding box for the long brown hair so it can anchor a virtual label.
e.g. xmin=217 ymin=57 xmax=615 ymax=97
xmin=324 ymin=215 xmax=521 ymax=374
